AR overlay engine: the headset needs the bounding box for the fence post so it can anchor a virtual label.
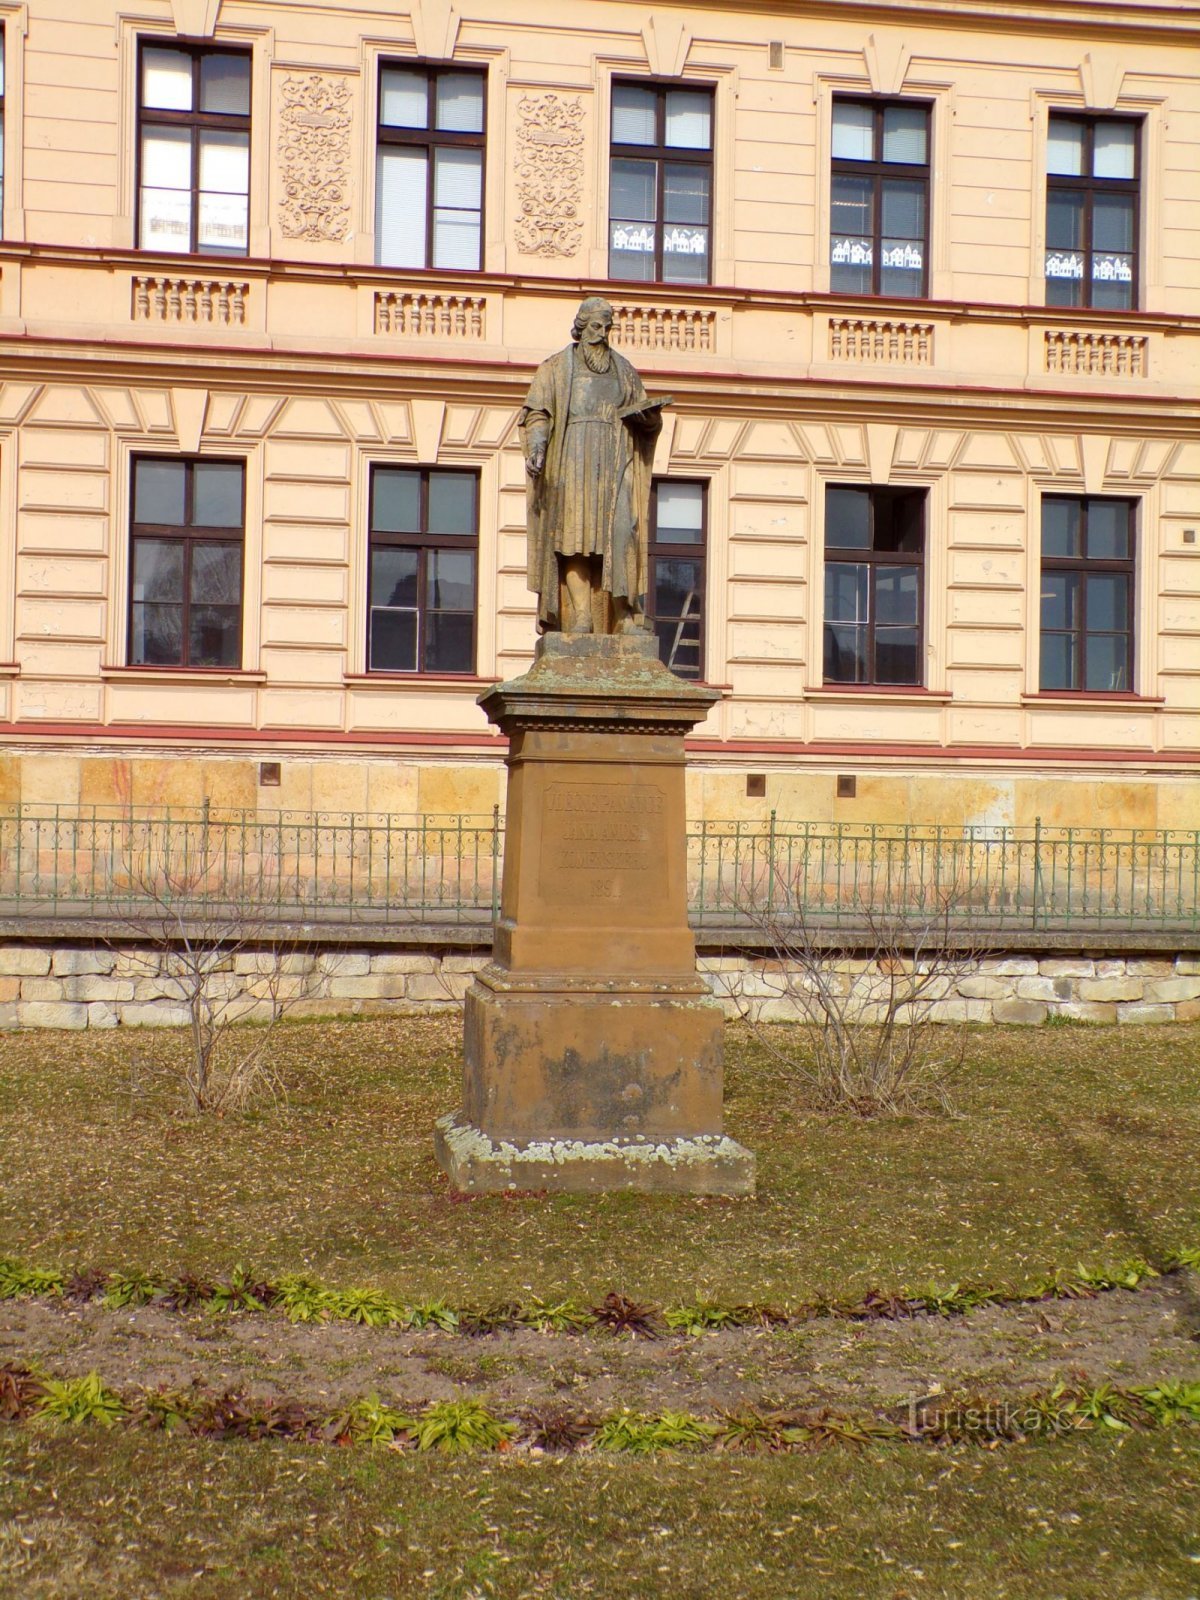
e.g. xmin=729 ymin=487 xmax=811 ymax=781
xmin=1032 ymin=815 xmax=1043 ymax=930
xmin=765 ymin=809 xmax=777 ymax=916
xmin=491 ymin=803 xmax=501 ymax=924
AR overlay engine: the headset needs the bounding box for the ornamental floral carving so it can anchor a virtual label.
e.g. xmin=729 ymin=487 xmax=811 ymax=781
xmin=513 ymin=93 xmax=585 ymax=258
xmin=277 ymin=74 xmax=352 ymax=242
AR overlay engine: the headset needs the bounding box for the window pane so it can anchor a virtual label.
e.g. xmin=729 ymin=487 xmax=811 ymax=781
xmin=1086 ymin=500 xmax=1130 ymax=560
xmin=1086 ymin=572 xmax=1128 ymax=631
xmin=134 ymin=461 xmax=187 ymax=526
xmin=425 ymin=612 xmax=474 ymax=673
xmin=1091 ymin=259 xmax=1134 ymax=310
xmin=654 ymin=557 xmax=702 ymax=617
xmin=199 ymin=52 xmax=250 ymax=116
xmin=664 ymin=90 xmax=711 ymax=150
xmin=142 ymin=126 xmax=191 ymax=190
xmin=428 ymin=474 xmax=477 ymax=535
xmin=143 ymin=47 xmax=193 ymax=111
xmin=875 ymin=492 xmax=925 ymax=554
xmin=881 ymin=239 xmax=923 ymax=295
xmin=663 ymin=225 xmax=709 ymax=282
xmin=1046 ymin=191 xmax=1084 ymax=250
xmin=1045 ymin=253 xmax=1084 ymax=300
xmin=370 ymin=608 xmax=418 ymax=672
xmin=881 ymin=179 xmax=925 ymax=241
xmin=433 ymin=145 xmax=482 ymax=208
xmin=610 ymin=229 xmax=656 ymax=279
xmin=824 ymin=562 xmax=869 ymax=623
xmin=1093 ymin=192 xmax=1135 ymax=253
xmin=132 ymin=602 xmax=183 ymax=666
xmin=376 ymin=147 xmax=428 ymax=267
xmin=1042 ymin=498 xmax=1080 ymax=558
xmin=875 ymin=626 xmax=920 ymax=684
xmin=874 ymin=567 xmax=919 ymax=626
xmin=610 ymin=159 xmax=656 ymax=222
xmin=655 ymin=615 xmax=701 ymax=678
xmin=882 ymin=105 xmax=927 ymax=164
xmin=371 ymin=546 xmax=419 ymax=607
xmin=1041 ymin=571 xmax=1077 ymax=631
xmin=612 ymin=83 xmax=656 ymax=145
xmin=380 ymin=68 xmax=428 ymax=129
xmin=1047 ymin=118 xmax=1084 ymax=176
xmin=656 ymin=482 xmax=704 ymax=542
xmin=140 ymin=187 xmax=192 ymax=253
xmin=426 ymin=548 xmax=474 ymax=610
xmin=832 ymin=101 xmax=873 ymax=161
xmin=373 ymin=471 xmax=421 ymax=534
xmin=190 ymin=543 xmax=241 ymax=606
xmin=189 ymin=605 xmax=240 ymax=667
xmin=193 ymin=463 xmax=243 ymax=528
xmin=199 ymin=130 xmax=248 ymax=195
xmin=663 ymin=164 xmax=710 ymax=225
xmin=433 ymin=212 xmax=481 ymax=270
xmin=435 ymin=72 xmax=484 ymax=133
xmin=198 ymin=191 xmax=248 ymax=254
xmin=1093 ymin=120 xmax=1136 ymax=179
xmin=133 ymin=538 xmax=185 ymax=601
xmin=1040 ymin=632 xmax=1075 ymax=691
xmin=826 ymin=488 xmax=870 ymax=550
xmin=831 ymin=174 xmax=872 ymax=236
xmin=824 ymin=623 xmax=868 ymax=683
xmin=1084 ymin=633 xmax=1129 ymax=691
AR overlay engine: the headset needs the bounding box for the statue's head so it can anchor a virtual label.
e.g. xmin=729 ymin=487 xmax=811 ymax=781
xmin=571 ymin=297 xmax=614 ymax=347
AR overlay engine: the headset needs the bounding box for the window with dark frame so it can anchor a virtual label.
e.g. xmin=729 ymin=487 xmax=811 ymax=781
xmin=128 ymin=458 xmax=245 ymax=669
xmin=376 ymin=64 xmax=485 ymax=270
xmin=137 ymin=42 xmax=251 ymax=256
xmin=1040 ymin=496 xmax=1136 ymax=693
xmin=830 ymin=98 xmax=930 ymax=298
xmin=823 ymin=485 xmax=926 ymax=686
xmin=1045 ymin=114 xmax=1139 ymax=310
xmin=648 ymin=480 xmax=706 ymax=680
xmin=608 ymin=80 xmax=713 ymax=284
xmin=368 ymin=467 xmax=478 ymax=675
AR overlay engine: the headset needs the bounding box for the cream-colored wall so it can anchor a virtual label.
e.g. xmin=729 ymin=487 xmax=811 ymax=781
xmin=0 ymin=0 xmax=1197 ymax=823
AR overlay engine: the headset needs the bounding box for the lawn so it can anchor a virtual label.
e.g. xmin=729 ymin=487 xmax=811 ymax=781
xmin=0 ymin=1017 xmax=1197 ymax=1303
xmin=1 ymin=1016 xmax=1198 ymax=1599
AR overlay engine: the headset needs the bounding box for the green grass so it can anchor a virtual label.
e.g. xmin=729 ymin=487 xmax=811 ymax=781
xmin=0 ymin=1016 xmax=1198 ymax=1303
xmin=1 ymin=1431 xmax=1197 ymax=1598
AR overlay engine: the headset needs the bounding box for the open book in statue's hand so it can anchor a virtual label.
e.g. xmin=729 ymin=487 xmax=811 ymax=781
xmin=618 ymin=395 xmax=673 ymax=428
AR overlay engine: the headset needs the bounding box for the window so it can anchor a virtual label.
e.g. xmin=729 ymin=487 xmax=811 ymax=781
xmin=648 ymin=481 xmax=706 ymax=679
xmin=368 ymin=468 xmax=478 ymax=674
xmin=609 ymin=81 xmax=713 ymax=284
xmin=129 ymin=458 xmax=245 ymax=668
xmin=137 ymin=42 xmax=250 ymax=256
xmin=823 ymin=486 xmax=925 ymax=685
xmin=1040 ymin=497 xmax=1135 ymax=692
xmin=830 ymin=98 xmax=929 ymax=298
xmin=376 ymin=64 xmax=485 ymax=270
xmin=1045 ymin=114 xmax=1139 ymax=310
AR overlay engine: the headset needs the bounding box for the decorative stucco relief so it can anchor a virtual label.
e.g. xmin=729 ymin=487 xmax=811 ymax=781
xmin=513 ymin=94 xmax=585 ymax=258
xmin=277 ymin=75 xmax=352 ymax=243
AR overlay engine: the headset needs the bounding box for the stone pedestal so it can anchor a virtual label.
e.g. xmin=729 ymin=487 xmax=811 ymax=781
xmin=434 ymin=633 xmax=755 ymax=1194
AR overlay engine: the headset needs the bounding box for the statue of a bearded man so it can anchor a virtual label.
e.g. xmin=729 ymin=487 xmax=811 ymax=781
xmin=519 ymin=296 xmax=667 ymax=635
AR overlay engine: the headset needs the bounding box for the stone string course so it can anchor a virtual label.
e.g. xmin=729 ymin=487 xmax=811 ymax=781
xmin=0 ymin=945 xmax=1198 ymax=1031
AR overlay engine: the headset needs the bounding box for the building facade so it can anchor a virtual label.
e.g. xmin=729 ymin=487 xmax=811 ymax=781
xmin=0 ymin=0 xmax=1197 ymax=829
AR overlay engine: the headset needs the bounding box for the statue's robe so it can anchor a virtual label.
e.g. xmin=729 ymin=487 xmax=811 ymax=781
xmin=518 ymin=343 xmax=661 ymax=633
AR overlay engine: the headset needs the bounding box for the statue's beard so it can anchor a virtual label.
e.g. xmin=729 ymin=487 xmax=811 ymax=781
xmin=579 ymin=339 xmax=612 ymax=374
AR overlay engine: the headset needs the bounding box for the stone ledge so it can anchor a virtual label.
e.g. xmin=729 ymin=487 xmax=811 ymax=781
xmin=433 ymin=1113 xmax=755 ymax=1196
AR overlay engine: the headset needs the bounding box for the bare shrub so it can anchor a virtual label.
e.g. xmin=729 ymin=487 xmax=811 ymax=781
xmin=713 ymin=885 xmax=992 ymax=1118
xmin=103 ymin=817 xmax=329 ymax=1114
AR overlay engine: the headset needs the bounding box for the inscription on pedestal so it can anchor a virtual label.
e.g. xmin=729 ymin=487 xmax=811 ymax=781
xmin=541 ymin=781 xmax=666 ymax=899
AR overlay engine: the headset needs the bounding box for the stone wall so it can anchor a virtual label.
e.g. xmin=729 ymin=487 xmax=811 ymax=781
xmin=0 ymin=943 xmax=1198 ymax=1031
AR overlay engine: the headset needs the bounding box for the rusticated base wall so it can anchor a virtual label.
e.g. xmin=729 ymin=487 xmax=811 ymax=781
xmin=0 ymin=944 xmax=1198 ymax=1032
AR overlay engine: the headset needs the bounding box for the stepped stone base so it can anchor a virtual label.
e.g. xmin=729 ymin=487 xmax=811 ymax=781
xmin=434 ymin=1112 xmax=756 ymax=1195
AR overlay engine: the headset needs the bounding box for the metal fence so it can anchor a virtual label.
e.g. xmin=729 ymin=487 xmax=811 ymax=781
xmin=0 ymin=804 xmax=1197 ymax=937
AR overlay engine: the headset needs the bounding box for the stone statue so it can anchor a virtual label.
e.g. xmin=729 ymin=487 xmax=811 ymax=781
xmin=519 ymin=296 xmax=668 ymax=635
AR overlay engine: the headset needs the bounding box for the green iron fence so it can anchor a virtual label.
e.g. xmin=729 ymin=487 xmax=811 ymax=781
xmin=0 ymin=804 xmax=1197 ymax=937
